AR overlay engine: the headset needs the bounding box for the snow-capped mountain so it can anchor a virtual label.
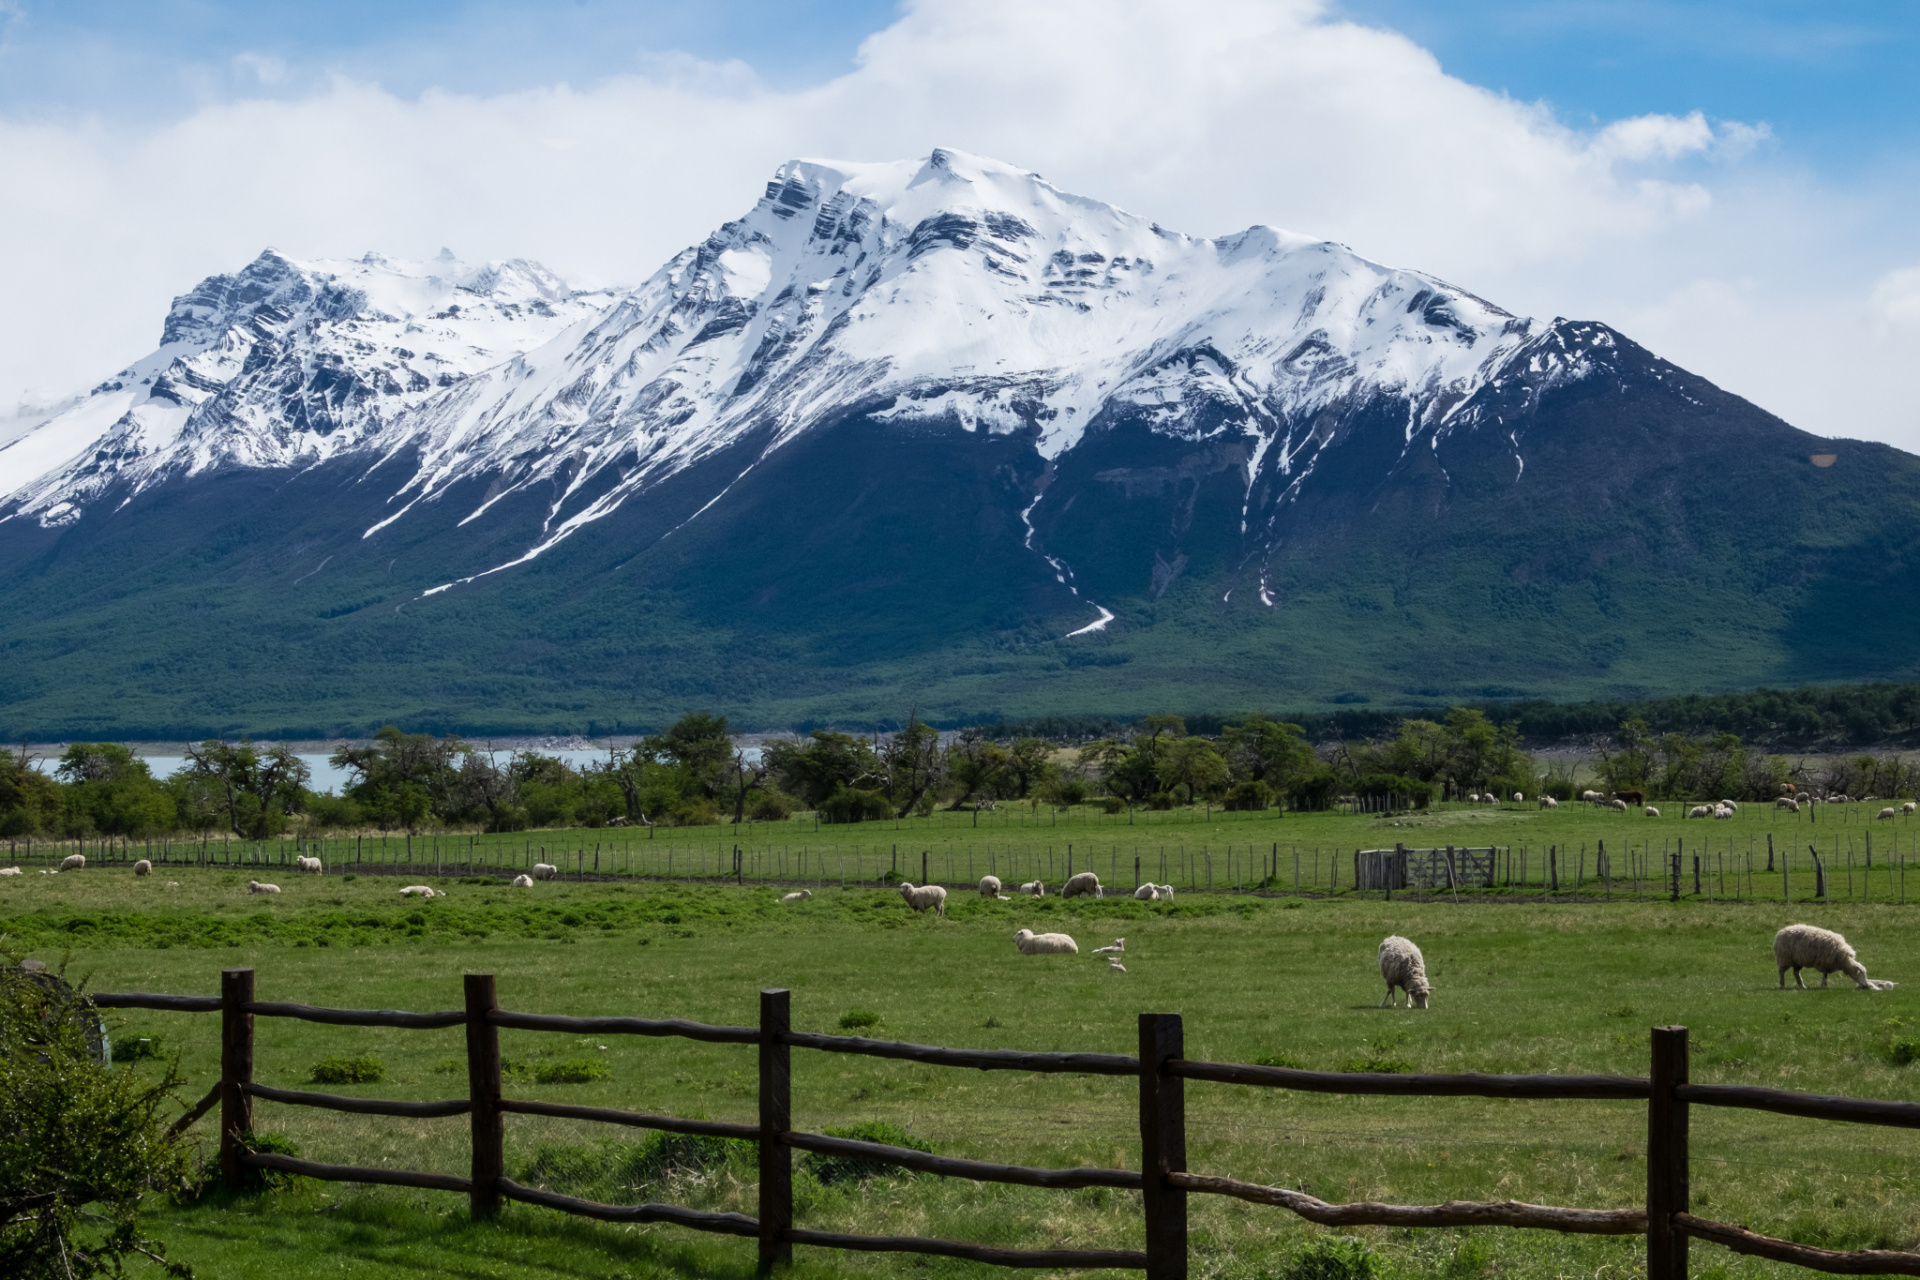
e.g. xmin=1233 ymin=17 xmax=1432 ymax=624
xmin=0 ymin=149 xmax=1907 ymax=737
xmin=0 ymin=249 xmax=617 ymax=525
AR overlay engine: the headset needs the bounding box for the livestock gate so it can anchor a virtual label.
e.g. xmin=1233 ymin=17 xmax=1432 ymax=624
xmin=1354 ymin=845 xmax=1499 ymax=892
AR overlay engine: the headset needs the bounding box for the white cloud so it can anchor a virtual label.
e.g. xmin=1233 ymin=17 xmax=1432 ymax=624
xmin=0 ymin=0 xmax=1914 ymax=447
xmin=232 ymin=52 xmax=286 ymax=86
xmin=1871 ymin=266 xmax=1920 ymax=328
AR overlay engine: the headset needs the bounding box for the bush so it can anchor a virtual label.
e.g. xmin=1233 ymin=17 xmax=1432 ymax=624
xmin=207 ymin=1129 xmax=303 ymax=1191
xmin=803 ymin=1121 xmax=934 ymax=1186
xmin=118 ymin=1032 xmax=166 ymax=1061
xmin=1253 ymin=1052 xmax=1307 ymax=1069
xmin=1282 ymin=1235 xmax=1383 ymax=1280
xmin=747 ymin=790 xmax=800 ymax=822
xmin=839 ymin=1009 xmax=881 ymax=1031
xmin=310 ymin=1053 xmax=384 ymax=1084
xmin=819 ymin=786 xmax=892 ymax=824
xmin=1222 ymin=780 xmax=1276 ymax=811
xmin=517 ymin=1131 xmax=748 ymax=1201
xmin=665 ymin=797 xmax=721 ymax=827
xmin=1287 ymin=767 xmax=1340 ymax=812
xmin=534 ymin=1058 xmax=609 ymax=1084
xmin=1101 ymin=796 xmax=1128 ymax=814
xmin=1355 ymin=773 xmax=1436 ymax=809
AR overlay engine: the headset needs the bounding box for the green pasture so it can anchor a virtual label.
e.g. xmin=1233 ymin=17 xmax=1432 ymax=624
xmin=9 ymin=859 xmax=1920 ymax=1279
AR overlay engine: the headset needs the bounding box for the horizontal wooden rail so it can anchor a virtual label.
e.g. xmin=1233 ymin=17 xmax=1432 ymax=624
xmin=1169 ymin=1173 xmax=1646 ymax=1235
xmin=1677 ymin=1084 xmax=1920 ymax=1129
xmin=497 ymin=1098 xmax=758 ymax=1140
xmin=782 ymin=1227 xmax=1148 ymax=1270
xmin=243 ymin=1081 xmax=471 ymax=1118
xmin=239 ymin=1151 xmax=473 ymax=1194
xmin=781 ymin=1130 xmax=1144 ymax=1190
xmin=246 ymin=1000 xmax=465 ymax=1029
xmin=782 ymin=1030 xmax=1138 ymax=1076
xmin=92 ymin=992 xmax=221 ymax=1013
xmin=1677 ymin=1212 xmax=1920 ymax=1275
xmin=1171 ymin=1058 xmax=1652 ymax=1099
xmin=496 ymin=1177 xmax=760 ymax=1236
xmin=490 ymin=1010 xmax=759 ymax=1044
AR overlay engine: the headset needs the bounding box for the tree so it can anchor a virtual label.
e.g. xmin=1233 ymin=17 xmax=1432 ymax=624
xmin=878 ymin=717 xmax=944 ymax=818
xmin=1 ymin=748 xmax=64 ymax=837
xmin=1221 ymin=714 xmax=1317 ymax=795
xmin=1156 ymin=737 xmax=1230 ymax=805
xmin=945 ymin=734 xmax=1012 ymax=810
xmin=1006 ymin=738 xmax=1056 ymax=798
xmin=55 ymin=745 xmax=176 ymax=837
xmin=764 ymin=733 xmax=882 ymax=809
xmin=183 ymin=740 xmax=310 ymax=839
xmin=330 ymin=727 xmax=464 ymax=828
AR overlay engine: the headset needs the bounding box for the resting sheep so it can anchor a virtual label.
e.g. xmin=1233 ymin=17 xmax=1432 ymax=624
xmin=530 ymin=863 xmax=558 ymax=881
xmin=1061 ymin=871 xmax=1104 ymax=899
xmin=1018 ymin=880 xmax=1045 ymax=896
xmin=248 ymin=880 xmax=280 ymax=894
xmin=898 ymin=882 xmax=948 ymax=916
xmin=979 ymin=875 xmax=1005 ymax=898
xmin=1774 ymin=924 xmax=1895 ymax=990
xmin=781 ymin=889 xmax=813 ymax=903
xmin=511 ymin=874 xmax=534 ymax=888
xmin=295 ymin=855 xmax=323 ymax=874
xmin=59 ymin=854 xmax=85 ymax=872
xmin=1013 ymin=928 xmax=1078 ymax=955
xmin=1644 ymin=806 xmax=1660 ymax=818
xmin=133 ymin=859 xmax=152 ymax=876
xmin=1538 ymin=796 xmax=1558 ymax=809
xmin=399 ymin=884 xmax=443 ymax=898
xmin=1378 ymin=935 xmax=1432 ymax=1009
xmin=0 ymin=866 xmax=21 ymax=876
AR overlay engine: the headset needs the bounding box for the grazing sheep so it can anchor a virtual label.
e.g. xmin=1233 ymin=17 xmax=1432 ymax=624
xmin=1775 ymin=797 xmax=1799 ymax=811
xmin=1581 ymin=790 xmax=1603 ymax=803
xmin=1645 ymin=806 xmax=1660 ymax=818
xmin=295 ymin=855 xmax=323 ymax=874
xmin=1906 ymin=802 xmax=1918 ymax=815
xmin=531 ymin=863 xmax=558 ymax=881
xmin=1538 ymin=796 xmax=1558 ymax=809
xmin=1465 ymin=793 xmax=1481 ymax=803
xmin=898 ymin=882 xmax=948 ymax=917
xmin=398 ymin=885 xmax=442 ymax=898
xmin=1714 ymin=805 xmax=1735 ymax=820
xmin=1719 ymin=800 xmax=1739 ymax=813
xmin=133 ymin=859 xmax=152 ymax=876
xmin=1094 ymin=938 xmax=1125 ymax=953
xmin=1688 ymin=805 xmax=1714 ymax=819
xmin=979 ymin=875 xmax=1005 ymax=898
xmin=1880 ymin=808 xmax=1899 ymax=821
xmin=0 ymin=866 xmax=21 ymax=876
xmin=248 ymin=880 xmax=280 ymax=894
xmin=1013 ymin=928 xmax=1078 ymax=955
xmin=1614 ymin=790 xmax=1647 ymax=807
xmin=1512 ymin=791 xmax=1524 ymax=803
xmin=1378 ymin=935 xmax=1433 ymax=1009
xmin=1018 ymin=880 xmax=1045 ymax=896
xmin=1061 ymin=871 xmax=1104 ymax=899
xmin=1774 ymin=924 xmax=1896 ymax=990
xmin=1107 ymin=956 xmax=1128 ymax=973
xmin=511 ymin=874 xmax=534 ymax=887
xmin=1609 ymin=798 xmax=1630 ymax=812
xmin=781 ymin=889 xmax=813 ymax=903
xmin=59 ymin=854 xmax=85 ymax=872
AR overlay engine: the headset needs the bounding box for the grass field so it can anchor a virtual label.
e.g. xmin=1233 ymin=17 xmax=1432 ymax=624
xmin=9 ymin=809 xmax=1920 ymax=1279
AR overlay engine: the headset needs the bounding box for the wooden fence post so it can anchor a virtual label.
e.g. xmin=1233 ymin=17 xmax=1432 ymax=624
xmin=759 ymin=988 xmax=793 ymax=1273
xmin=465 ymin=973 xmax=504 ymax=1219
xmin=1139 ymin=1012 xmax=1188 ymax=1280
xmin=1647 ymin=1025 xmax=1690 ymax=1280
xmin=219 ymin=967 xmax=255 ymax=1185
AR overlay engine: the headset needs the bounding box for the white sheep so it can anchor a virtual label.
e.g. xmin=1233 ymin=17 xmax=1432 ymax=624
xmin=1538 ymin=796 xmax=1558 ymax=809
xmin=1151 ymin=884 xmax=1175 ymax=900
xmin=511 ymin=874 xmax=534 ymax=887
xmin=1774 ymin=924 xmax=1895 ymax=990
xmin=1018 ymin=880 xmax=1045 ymax=896
xmin=0 ymin=866 xmax=22 ymax=876
xmin=1775 ymin=797 xmax=1799 ymax=811
xmin=1013 ymin=928 xmax=1078 ymax=955
xmin=978 ymin=875 xmax=1005 ymax=898
xmin=248 ymin=880 xmax=280 ymax=894
xmin=1094 ymin=938 xmax=1125 ymax=953
xmin=1512 ymin=791 xmax=1524 ymax=803
xmin=1644 ymin=806 xmax=1660 ymax=818
xmin=1720 ymin=800 xmax=1739 ymax=812
xmin=133 ymin=859 xmax=152 ymax=876
xmin=1714 ymin=805 xmax=1734 ymax=820
xmin=781 ymin=889 xmax=813 ymax=903
xmin=1107 ymin=955 xmax=1127 ymax=973
xmin=59 ymin=854 xmax=85 ymax=872
xmin=1688 ymin=805 xmax=1714 ymax=819
xmin=398 ymin=884 xmax=443 ymax=898
xmin=1061 ymin=871 xmax=1104 ymax=899
xmin=1879 ymin=807 xmax=1898 ymax=820
xmin=531 ymin=863 xmax=558 ymax=880
xmin=1378 ymin=935 xmax=1433 ymax=1009
xmin=1581 ymin=790 xmax=1603 ymax=803
xmin=1609 ymin=799 xmax=1629 ymax=812
xmin=295 ymin=855 xmax=323 ymax=874
xmin=1465 ymin=793 xmax=1481 ymax=803
xmin=1905 ymin=802 xmax=1918 ymax=815
xmin=898 ymin=882 xmax=948 ymax=917
xmin=1133 ymin=883 xmax=1159 ymax=900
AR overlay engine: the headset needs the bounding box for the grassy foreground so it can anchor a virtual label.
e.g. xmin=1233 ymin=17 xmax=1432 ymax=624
xmin=9 ymin=868 xmax=1920 ymax=1279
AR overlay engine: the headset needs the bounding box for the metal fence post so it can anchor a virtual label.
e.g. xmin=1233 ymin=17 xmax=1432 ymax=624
xmin=219 ymin=967 xmax=255 ymax=1185
xmin=465 ymin=974 xmax=504 ymax=1219
xmin=759 ymin=988 xmax=793 ymax=1272
xmin=1139 ymin=1012 xmax=1188 ymax=1280
xmin=1648 ymin=1025 xmax=1690 ymax=1280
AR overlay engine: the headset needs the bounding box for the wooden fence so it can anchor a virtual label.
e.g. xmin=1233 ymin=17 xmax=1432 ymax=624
xmin=93 ymin=969 xmax=1920 ymax=1278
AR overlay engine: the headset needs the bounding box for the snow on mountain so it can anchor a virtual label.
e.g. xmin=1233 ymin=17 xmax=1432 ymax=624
xmin=0 ymin=249 xmax=617 ymax=525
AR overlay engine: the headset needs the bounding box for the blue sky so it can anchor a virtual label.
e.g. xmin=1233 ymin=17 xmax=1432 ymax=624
xmin=1 ymin=0 xmax=1918 ymax=449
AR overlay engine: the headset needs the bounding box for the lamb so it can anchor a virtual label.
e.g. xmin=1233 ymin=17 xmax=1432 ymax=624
xmin=1013 ymin=928 xmax=1078 ymax=955
xmin=248 ymin=880 xmax=280 ymax=894
xmin=1773 ymin=924 xmax=1896 ymax=990
xmin=398 ymin=885 xmax=443 ymax=898
xmin=1688 ymin=805 xmax=1714 ymax=819
xmin=0 ymin=866 xmax=21 ymax=876
xmin=979 ymin=875 xmax=1005 ymax=898
xmin=133 ymin=859 xmax=152 ymax=876
xmin=1018 ymin=880 xmax=1045 ymax=896
xmin=1061 ymin=871 xmax=1104 ymax=899
xmin=1538 ymin=796 xmax=1558 ymax=809
xmin=295 ymin=855 xmax=323 ymax=874
xmin=511 ymin=874 xmax=534 ymax=888
xmin=898 ymin=882 xmax=948 ymax=916
xmin=59 ymin=854 xmax=85 ymax=872
xmin=1714 ymin=805 xmax=1734 ymax=820
xmin=1880 ymin=807 xmax=1898 ymax=821
xmin=530 ymin=863 xmax=558 ymax=881
xmin=781 ymin=889 xmax=813 ymax=903
xmin=1645 ymin=806 xmax=1660 ymax=818
xmin=1378 ymin=935 xmax=1433 ymax=1009
xmin=1107 ymin=955 xmax=1127 ymax=973
xmin=1094 ymin=938 xmax=1125 ymax=953
xmin=1148 ymin=884 xmax=1175 ymax=900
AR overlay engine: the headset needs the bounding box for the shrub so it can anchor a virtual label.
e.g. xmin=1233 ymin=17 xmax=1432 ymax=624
xmin=534 ymin=1058 xmax=609 ymax=1084
xmin=1287 ymin=767 xmax=1340 ymax=812
xmin=1101 ymin=796 xmax=1128 ymax=815
xmin=819 ymin=786 xmax=892 ymax=824
xmin=747 ymin=790 xmax=800 ymax=822
xmin=1355 ymin=772 xmax=1436 ymax=809
xmin=118 ymin=1032 xmax=166 ymax=1061
xmin=1282 ymin=1235 xmax=1383 ymax=1280
xmin=1253 ymin=1052 xmax=1307 ymax=1069
xmin=839 ymin=1009 xmax=881 ymax=1031
xmin=310 ymin=1053 xmax=385 ymax=1084
xmin=1147 ymin=791 xmax=1178 ymax=810
xmin=666 ymin=798 xmax=721 ymax=827
xmin=207 ymin=1129 xmax=303 ymax=1191
xmin=516 ymin=1131 xmax=747 ymax=1201
xmin=1222 ymin=780 xmax=1277 ymax=811
xmin=804 ymin=1121 xmax=934 ymax=1186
